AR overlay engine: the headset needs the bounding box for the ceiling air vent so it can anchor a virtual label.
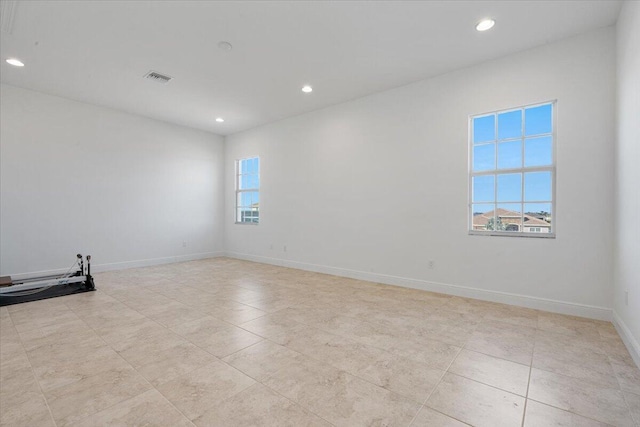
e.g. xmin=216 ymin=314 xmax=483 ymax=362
xmin=144 ymin=71 xmax=173 ymax=84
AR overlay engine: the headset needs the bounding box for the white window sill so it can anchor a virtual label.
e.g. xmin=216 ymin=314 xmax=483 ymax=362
xmin=469 ymin=231 xmax=555 ymax=239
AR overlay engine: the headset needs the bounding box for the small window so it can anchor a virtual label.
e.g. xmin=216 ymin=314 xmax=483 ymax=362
xmin=236 ymin=157 xmax=259 ymax=224
xmin=469 ymin=102 xmax=555 ymax=237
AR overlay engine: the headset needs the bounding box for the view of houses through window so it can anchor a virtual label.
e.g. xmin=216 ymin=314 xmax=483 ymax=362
xmin=236 ymin=157 xmax=259 ymax=224
xmin=469 ymin=102 xmax=555 ymax=235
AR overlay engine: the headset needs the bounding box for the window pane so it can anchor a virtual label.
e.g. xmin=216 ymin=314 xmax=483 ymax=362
xmin=240 ymin=192 xmax=252 ymax=206
xmin=471 ymin=204 xmax=495 ymax=231
xmin=497 ymin=203 xmax=522 ymax=232
xmin=472 ymin=175 xmax=495 ymax=203
xmin=525 ymin=104 xmax=552 ymax=136
xmin=473 ymin=144 xmax=495 ymax=171
xmin=498 ymin=140 xmax=522 ymax=169
xmin=240 ymin=175 xmax=253 ymax=190
xmin=525 ymin=172 xmax=552 ymax=201
xmin=524 ymin=203 xmax=552 ymax=233
xmin=525 ymin=136 xmax=552 ymax=167
xmin=498 ymin=110 xmax=522 ymax=140
xmin=251 ymin=157 xmax=259 ymax=173
xmin=473 ymin=115 xmax=495 ymax=143
xmin=250 ymin=192 xmax=260 ymax=207
xmin=240 ymin=159 xmax=249 ymax=174
xmin=244 ymin=174 xmax=258 ymax=189
xmin=497 ymin=173 xmax=522 ymax=202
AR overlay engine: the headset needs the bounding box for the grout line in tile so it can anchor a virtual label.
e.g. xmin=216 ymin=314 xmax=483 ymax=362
xmin=7 ymin=309 xmax=58 ymax=427
xmin=63 ymin=301 xmax=197 ymax=427
xmin=10 ymin=258 xmax=637 ymax=427
xmin=193 ymin=339 xmax=339 ymax=427
xmin=525 ymin=396 xmax=625 ymax=427
xmin=521 ymin=331 xmax=536 ymax=427
xmin=406 ymin=345 xmax=463 ymax=426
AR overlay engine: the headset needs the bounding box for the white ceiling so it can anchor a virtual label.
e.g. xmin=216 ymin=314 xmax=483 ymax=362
xmin=0 ymin=0 xmax=622 ymax=135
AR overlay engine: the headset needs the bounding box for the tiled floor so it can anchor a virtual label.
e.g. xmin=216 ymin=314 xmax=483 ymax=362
xmin=1 ymin=257 xmax=639 ymax=426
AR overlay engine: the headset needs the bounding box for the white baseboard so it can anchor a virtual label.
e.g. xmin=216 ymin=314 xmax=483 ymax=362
xmin=612 ymin=311 xmax=640 ymax=368
xmin=7 ymin=251 xmax=225 ymax=280
xmin=225 ymin=251 xmax=612 ymax=321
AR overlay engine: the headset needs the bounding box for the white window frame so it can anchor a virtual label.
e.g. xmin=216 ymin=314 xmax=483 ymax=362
xmin=468 ymin=101 xmax=556 ymax=238
xmin=235 ymin=156 xmax=260 ymax=225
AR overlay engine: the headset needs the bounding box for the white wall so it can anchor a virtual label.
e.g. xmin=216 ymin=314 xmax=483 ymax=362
xmin=225 ymin=28 xmax=616 ymax=320
xmin=0 ymin=84 xmax=225 ymax=276
xmin=614 ymin=1 xmax=640 ymax=362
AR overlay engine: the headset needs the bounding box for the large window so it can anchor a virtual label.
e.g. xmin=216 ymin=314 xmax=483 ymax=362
xmin=236 ymin=157 xmax=259 ymax=224
xmin=469 ymin=102 xmax=555 ymax=237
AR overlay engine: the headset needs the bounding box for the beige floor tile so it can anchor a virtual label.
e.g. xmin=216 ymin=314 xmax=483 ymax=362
xmin=528 ymin=368 xmax=635 ymax=426
xmin=222 ymin=340 xmax=306 ymax=381
xmin=201 ymin=303 xmax=267 ymax=325
xmin=116 ymin=330 xmax=193 ymax=368
xmin=144 ymin=301 xmax=211 ymax=329
xmin=44 ymin=366 xmax=151 ymax=427
xmin=297 ymin=311 xmax=460 ymax=370
xmin=134 ymin=342 xmax=218 ymax=386
xmin=276 ymin=305 xmax=342 ymax=327
xmin=204 ymin=326 xmax=263 ymax=357
xmin=483 ymin=305 xmax=539 ymax=328
xmin=62 ymin=290 xmax=119 ymax=311
xmin=238 ymin=312 xmax=309 ymax=343
xmin=535 ymin=328 xmax=608 ymax=356
xmin=441 ymin=296 xmax=499 ymax=317
xmin=4 ymin=258 xmax=636 ymax=427
xmin=156 ymin=359 xmax=255 ymax=420
xmin=18 ymin=318 xmax=94 ymax=351
xmin=597 ymin=322 xmax=620 ymax=340
xmin=95 ymin=318 xmax=168 ymax=351
xmin=0 ymin=392 xmax=55 ymax=427
xmin=72 ymin=389 xmax=193 ymax=427
xmin=523 ymin=399 xmax=611 ymax=426
xmin=242 ymin=295 xmax=305 ymax=313
xmin=264 ymin=355 xmax=420 ymax=427
xmin=169 ymin=315 xmax=231 ymax=337
xmin=465 ymin=320 xmax=536 ymax=365
xmin=624 ymin=391 xmax=640 ymax=425
xmin=27 ymin=333 xmax=111 ymax=368
xmin=78 ymin=306 xmax=148 ymax=331
xmin=611 ymin=360 xmax=640 ymax=395
xmin=410 ymin=407 xmax=468 ymax=426
xmin=275 ymin=325 xmax=443 ymax=403
xmin=194 ymin=383 xmax=331 ymax=427
xmin=603 ymin=336 xmax=638 ymax=364
xmin=0 ymin=344 xmax=31 ymax=372
xmin=9 ymin=304 xmax=79 ymax=333
xmin=537 ymin=312 xmax=601 ymax=340
xmin=532 ymin=344 xmax=618 ymax=388
xmin=449 ymin=349 xmax=530 ymax=396
xmin=32 ymin=346 xmax=133 ymax=392
xmin=0 ymin=363 xmax=40 ymax=398
xmin=426 ymin=373 xmax=524 ymax=427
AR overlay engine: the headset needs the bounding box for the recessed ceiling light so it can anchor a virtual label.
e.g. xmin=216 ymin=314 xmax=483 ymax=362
xmin=476 ymin=19 xmax=495 ymax=32
xmin=6 ymin=58 xmax=24 ymax=67
xmin=216 ymin=117 xmax=224 ymax=123
xmin=218 ymin=41 xmax=233 ymax=51
xmin=301 ymin=85 xmax=313 ymax=93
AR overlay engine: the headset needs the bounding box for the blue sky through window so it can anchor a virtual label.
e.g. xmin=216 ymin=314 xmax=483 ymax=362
xmin=471 ymin=103 xmax=553 ymax=217
xmin=473 ymin=115 xmax=495 ymax=143
xmin=498 ymin=110 xmax=522 ymax=139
